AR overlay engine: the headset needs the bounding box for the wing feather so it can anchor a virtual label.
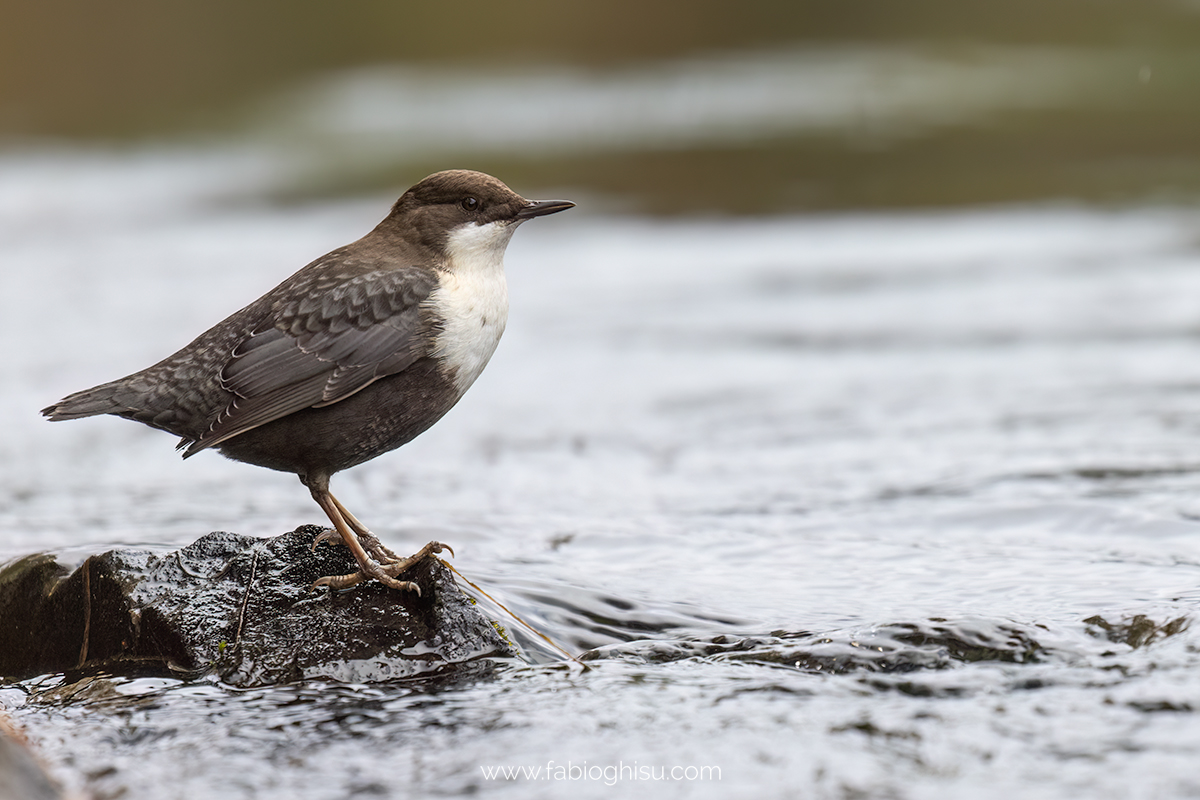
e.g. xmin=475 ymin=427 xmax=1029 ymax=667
xmin=181 ymin=266 xmax=437 ymax=455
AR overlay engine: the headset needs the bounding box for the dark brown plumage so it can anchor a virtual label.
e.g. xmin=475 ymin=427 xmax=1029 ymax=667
xmin=43 ymin=169 xmax=574 ymax=591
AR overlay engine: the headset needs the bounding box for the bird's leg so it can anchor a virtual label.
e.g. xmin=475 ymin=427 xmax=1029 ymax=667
xmin=323 ymin=492 xmax=455 ymax=573
xmin=327 ymin=494 xmax=400 ymax=564
xmin=301 ymin=474 xmax=454 ymax=593
xmin=308 ymin=492 xmax=397 ymax=562
xmin=313 ymin=492 xmax=418 ymax=592
xmin=302 ymin=474 xmax=419 ymax=593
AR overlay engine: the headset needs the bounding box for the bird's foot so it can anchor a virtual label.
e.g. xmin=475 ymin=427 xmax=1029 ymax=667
xmin=310 ymin=527 xmax=401 ymax=564
xmin=379 ymin=540 xmax=453 ymax=575
xmin=311 ymin=540 xmax=453 ymax=594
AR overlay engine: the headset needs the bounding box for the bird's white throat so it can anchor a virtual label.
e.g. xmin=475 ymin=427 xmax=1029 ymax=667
xmin=427 ymin=220 xmax=517 ymax=393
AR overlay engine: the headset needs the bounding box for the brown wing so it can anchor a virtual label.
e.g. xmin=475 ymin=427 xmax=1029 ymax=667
xmin=180 ymin=266 xmax=437 ymax=456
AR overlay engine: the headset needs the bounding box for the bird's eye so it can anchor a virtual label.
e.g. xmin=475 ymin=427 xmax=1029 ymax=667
xmin=461 ymin=197 xmax=479 ymax=211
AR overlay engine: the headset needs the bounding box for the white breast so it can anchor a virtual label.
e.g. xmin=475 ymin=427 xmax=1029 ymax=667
xmin=427 ymin=220 xmax=516 ymax=394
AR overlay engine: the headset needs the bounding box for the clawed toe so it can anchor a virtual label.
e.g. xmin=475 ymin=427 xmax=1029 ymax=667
xmin=311 ymin=565 xmax=421 ymax=594
xmin=311 ymin=569 xmax=366 ymax=591
xmin=310 ymin=528 xmax=345 ymax=552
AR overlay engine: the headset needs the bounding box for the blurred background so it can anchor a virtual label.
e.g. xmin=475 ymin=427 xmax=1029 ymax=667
xmin=4 ymin=0 xmax=1200 ymax=213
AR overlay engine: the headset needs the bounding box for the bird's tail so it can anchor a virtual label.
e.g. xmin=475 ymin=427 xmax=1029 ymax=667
xmin=42 ymin=382 xmax=131 ymax=421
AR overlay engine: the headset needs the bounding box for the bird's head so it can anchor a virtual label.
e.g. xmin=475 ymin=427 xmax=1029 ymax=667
xmin=388 ymin=170 xmax=574 ymax=263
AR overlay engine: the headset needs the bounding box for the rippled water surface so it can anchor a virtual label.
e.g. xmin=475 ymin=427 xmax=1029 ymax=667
xmin=4 ymin=155 xmax=1200 ymax=799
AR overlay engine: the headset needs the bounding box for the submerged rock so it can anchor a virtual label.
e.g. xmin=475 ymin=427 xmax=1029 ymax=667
xmin=0 ymin=526 xmax=517 ymax=687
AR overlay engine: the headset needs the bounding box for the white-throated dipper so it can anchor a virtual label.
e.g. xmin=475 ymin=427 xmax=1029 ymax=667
xmin=42 ymin=169 xmax=574 ymax=592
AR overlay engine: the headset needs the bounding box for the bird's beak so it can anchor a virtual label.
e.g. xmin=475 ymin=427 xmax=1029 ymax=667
xmin=516 ymin=199 xmax=575 ymax=220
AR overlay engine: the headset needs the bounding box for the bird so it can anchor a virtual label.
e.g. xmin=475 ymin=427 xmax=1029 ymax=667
xmin=42 ymin=169 xmax=574 ymax=593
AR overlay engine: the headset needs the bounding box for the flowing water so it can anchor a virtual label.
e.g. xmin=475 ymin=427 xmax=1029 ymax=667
xmin=3 ymin=146 xmax=1200 ymax=798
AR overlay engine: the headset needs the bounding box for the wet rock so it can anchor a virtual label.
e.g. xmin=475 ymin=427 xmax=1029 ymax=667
xmin=0 ymin=526 xmax=517 ymax=687
xmin=581 ymin=619 xmax=1056 ymax=674
xmin=1083 ymin=614 xmax=1190 ymax=649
